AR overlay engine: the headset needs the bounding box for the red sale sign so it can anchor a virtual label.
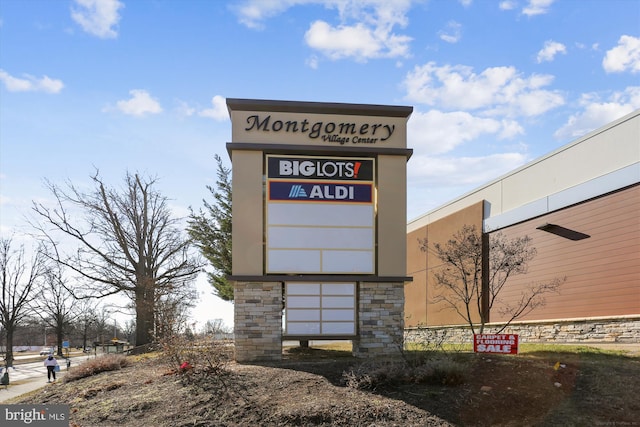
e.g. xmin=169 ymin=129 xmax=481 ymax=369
xmin=474 ymin=334 xmax=519 ymax=354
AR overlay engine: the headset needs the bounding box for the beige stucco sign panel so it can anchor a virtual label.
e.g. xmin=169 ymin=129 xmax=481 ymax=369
xmin=230 ymin=110 xmax=408 ymax=149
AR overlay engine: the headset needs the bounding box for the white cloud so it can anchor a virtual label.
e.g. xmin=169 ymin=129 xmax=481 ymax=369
xmin=407 ymin=152 xmax=529 ymax=187
xmin=499 ymin=1 xmax=516 ymax=11
xmin=199 ymin=95 xmax=229 ymax=121
xmin=306 ymin=55 xmax=320 ymax=69
xmin=536 ymin=40 xmax=567 ymax=63
xmin=403 ymin=62 xmax=564 ymax=117
xmin=115 ymin=90 xmax=162 ymax=117
xmin=602 ymin=35 xmax=640 ymax=74
xmin=408 ymin=110 xmax=522 ymax=156
xmin=235 ymin=0 xmax=413 ymax=61
xmin=522 ymin=0 xmax=555 ymax=16
xmin=305 ymin=20 xmax=411 ymax=61
xmin=71 ymin=0 xmax=124 ymax=39
xmin=438 ymin=21 xmax=462 ymax=44
xmin=175 ymin=100 xmax=196 ymax=117
xmin=554 ymin=87 xmax=640 ymax=140
xmin=0 ymin=69 xmax=64 ymax=93
xmin=232 ymin=0 xmax=309 ymax=30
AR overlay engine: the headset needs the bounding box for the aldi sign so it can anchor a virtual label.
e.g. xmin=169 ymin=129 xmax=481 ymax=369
xmin=269 ymin=181 xmax=373 ymax=202
xmin=474 ymin=334 xmax=519 ymax=354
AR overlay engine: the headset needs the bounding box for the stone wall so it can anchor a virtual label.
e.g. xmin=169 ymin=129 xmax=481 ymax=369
xmin=353 ymin=282 xmax=405 ymax=357
xmin=405 ymin=316 xmax=640 ymax=345
xmin=234 ymin=282 xmax=283 ymax=362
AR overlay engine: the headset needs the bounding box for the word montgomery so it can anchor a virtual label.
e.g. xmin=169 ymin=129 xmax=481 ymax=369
xmin=244 ymin=114 xmax=396 ymax=142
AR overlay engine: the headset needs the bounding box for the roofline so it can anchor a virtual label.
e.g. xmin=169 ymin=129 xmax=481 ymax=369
xmin=408 ymin=108 xmax=640 ymax=227
xmin=226 ymin=98 xmax=413 ymax=118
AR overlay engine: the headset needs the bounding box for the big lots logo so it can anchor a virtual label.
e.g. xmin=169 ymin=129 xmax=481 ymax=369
xmin=267 ymin=157 xmax=374 ymax=181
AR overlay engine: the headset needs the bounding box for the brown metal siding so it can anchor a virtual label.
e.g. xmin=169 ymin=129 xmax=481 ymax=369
xmin=491 ymin=185 xmax=640 ymax=322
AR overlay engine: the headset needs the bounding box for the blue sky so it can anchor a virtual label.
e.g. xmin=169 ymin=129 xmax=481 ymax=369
xmin=1 ymin=0 xmax=639 ymax=329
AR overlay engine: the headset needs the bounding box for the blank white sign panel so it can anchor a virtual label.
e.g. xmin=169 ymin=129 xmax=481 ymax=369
xmin=322 ymin=250 xmax=374 ymax=273
xmin=285 ymin=282 xmax=356 ymax=336
xmin=268 ymin=226 xmax=373 ymax=249
xmin=268 ymin=203 xmax=374 ymax=227
xmin=267 ymin=250 xmax=321 ymax=272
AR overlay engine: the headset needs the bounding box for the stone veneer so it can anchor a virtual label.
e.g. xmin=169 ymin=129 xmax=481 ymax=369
xmin=234 ymin=282 xmax=283 ymax=362
xmin=353 ymin=282 xmax=405 ymax=357
xmin=405 ymin=316 xmax=640 ymax=345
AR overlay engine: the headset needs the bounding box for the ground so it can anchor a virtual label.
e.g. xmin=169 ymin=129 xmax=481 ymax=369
xmin=11 ymin=346 xmax=640 ymax=426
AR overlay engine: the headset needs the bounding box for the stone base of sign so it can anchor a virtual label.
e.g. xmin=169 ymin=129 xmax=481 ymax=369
xmin=353 ymin=282 xmax=405 ymax=357
xmin=234 ymin=281 xmax=283 ymax=362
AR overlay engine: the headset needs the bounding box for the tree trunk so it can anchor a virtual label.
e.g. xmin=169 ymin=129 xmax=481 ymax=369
xmin=56 ymin=323 xmax=64 ymax=357
xmin=4 ymin=328 xmax=14 ymax=368
xmin=135 ymin=285 xmax=155 ymax=346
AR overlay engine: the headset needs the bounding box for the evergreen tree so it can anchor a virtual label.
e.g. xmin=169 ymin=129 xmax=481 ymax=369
xmin=188 ymin=154 xmax=234 ymax=301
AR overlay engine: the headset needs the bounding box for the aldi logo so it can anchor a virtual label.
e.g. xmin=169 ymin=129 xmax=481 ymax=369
xmin=270 ymin=182 xmax=372 ymax=203
xmin=288 ymin=185 xmax=308 ymax=198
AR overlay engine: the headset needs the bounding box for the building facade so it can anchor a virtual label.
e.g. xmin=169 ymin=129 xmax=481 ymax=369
xmin=406 ymin=110 xmax=640 ymax=343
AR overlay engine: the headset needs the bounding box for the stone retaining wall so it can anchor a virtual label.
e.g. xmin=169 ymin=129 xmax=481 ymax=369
xmin=405 ymin=316 xmax=640 ymax=345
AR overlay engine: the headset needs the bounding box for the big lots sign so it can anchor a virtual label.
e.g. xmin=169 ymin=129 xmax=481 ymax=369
xmin=474 ymin=334 xmax=519 ymax=354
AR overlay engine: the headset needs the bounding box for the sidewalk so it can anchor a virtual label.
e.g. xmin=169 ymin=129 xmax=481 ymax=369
xmin=0 ymin=374 xmax=66 ymax=403
xmin=0 ymin=356 xmax=89 ymax=403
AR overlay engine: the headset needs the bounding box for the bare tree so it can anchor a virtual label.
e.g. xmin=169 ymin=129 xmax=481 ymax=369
xmin=0 ymin=238 xmax=46 ymax=366
xmin=34 ymin=265 xmax=77 ymax=357
xmin=419 ymin=225 xmax=565 ymax=334
xmin=31 ymin=171 xmax=202 ymax=346
xmin=203 ymin=318 xmax=232 ymax=338
xmin=93 ymin=306 xmax=113 ymax=345
xmin=154 ymin=284 xmax=197 ymax=339
xmin=73 ymin=298 xmax=99 ymax=351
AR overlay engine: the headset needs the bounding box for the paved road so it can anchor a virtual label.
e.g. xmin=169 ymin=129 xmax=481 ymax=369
xmin=0 ymin=355 xmax=92 ymax=403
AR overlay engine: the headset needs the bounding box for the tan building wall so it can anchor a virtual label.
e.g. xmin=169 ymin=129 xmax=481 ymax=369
xmin=405 ymin=201 xmax=484 ymax=328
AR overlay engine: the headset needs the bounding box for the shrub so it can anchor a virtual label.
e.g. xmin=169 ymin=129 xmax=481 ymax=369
xmin=343 ymin=356 xmax=468 ymax=390
xmin=160 ymin=335 xmax=232 ymax=386
xmin=64 ymin=354 xmax=131 ymax=383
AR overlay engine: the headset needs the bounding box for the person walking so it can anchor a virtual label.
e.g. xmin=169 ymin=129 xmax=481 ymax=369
xmin=44 ymin=354 xmax=59 ymax=383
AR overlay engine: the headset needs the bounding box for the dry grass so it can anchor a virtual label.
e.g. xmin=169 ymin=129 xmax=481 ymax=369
xmin=9 ymin=343 xmax=640 ymax=426
xmin=63 ymin=354 xmax=131 ymax=383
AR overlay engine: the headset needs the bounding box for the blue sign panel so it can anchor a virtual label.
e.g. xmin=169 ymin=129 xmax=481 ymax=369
xmin=269 ymin=181 xmax=372 ymax=203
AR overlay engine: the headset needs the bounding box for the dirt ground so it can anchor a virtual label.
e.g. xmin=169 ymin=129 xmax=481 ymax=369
xmin=12 ymin=346 xmax=640 ymax=426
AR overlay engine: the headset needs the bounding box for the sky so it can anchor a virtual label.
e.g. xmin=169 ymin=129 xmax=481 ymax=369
xmin=1 ymin=0 xmax=639 ymax=331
